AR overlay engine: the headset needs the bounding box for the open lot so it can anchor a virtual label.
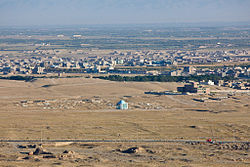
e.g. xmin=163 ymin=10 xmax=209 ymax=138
xmin=0 ymin=77 xmax=249 ymax=166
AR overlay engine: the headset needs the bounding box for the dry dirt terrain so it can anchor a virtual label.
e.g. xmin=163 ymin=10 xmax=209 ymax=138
xmin=0 ymin=77 xmax=249 ymax=166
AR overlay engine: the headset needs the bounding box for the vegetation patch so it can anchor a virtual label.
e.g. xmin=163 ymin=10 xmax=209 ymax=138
xmin=0 ymin=76 xmax=35 ymax=82
xmin=96 ymin=74 xmax=234 ymax=82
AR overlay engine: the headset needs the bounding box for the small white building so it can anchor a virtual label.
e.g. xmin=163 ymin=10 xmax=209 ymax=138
xmin=116 ymin=100 xmax=128 ymax=110
xmin=200 ymin=80 xmax=214 ymax=85
xmin=207 ymin=80 xmax=215 ymax=85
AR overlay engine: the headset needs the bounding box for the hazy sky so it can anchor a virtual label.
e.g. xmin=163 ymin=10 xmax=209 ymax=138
xmin=0 ymin=0 xmax=250 ymax=26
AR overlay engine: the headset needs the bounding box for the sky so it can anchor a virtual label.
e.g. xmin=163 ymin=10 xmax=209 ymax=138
xmin=0 ymin=0 xmax=250 ymax=26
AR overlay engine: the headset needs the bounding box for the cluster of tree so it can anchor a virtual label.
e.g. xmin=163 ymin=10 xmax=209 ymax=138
xmin=96 ymin=74 xmax=234 ymax=82
xmin=45 ymin=68 xmax=85 ymax=73
xmin=0 ymin=76 xmax=35 ymax=82
xmin=0 ymin=75 xmax=84 ymax=82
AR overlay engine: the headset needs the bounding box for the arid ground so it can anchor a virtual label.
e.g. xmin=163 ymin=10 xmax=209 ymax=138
xmin=0 ymin=77 xmax=249 ymax=166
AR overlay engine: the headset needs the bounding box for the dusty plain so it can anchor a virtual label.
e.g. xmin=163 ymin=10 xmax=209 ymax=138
xmin=0 ymin=77 xmax=249 ymax=166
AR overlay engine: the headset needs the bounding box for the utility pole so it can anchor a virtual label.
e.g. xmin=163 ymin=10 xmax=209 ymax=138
xmin=210 ymin=126 xmax=215 ymax=142
xmin=40 ymin=129 xmax=43 ymax=143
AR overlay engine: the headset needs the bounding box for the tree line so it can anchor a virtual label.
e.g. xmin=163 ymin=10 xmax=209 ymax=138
xmin=95 ymin=74 xmax=234 ymax=82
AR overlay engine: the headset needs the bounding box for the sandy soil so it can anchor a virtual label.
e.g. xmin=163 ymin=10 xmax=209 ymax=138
xmin=0 ymin=77 xmax=249 ymax=166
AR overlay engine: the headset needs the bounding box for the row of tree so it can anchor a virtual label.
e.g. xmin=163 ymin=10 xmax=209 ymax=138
xmin=96 ymin=74 xmax=234 ymax=82
xmin=0 ymin=76 xmax=35 ymax=82
xmin=0 ymin=74 xmax=237 ymax=83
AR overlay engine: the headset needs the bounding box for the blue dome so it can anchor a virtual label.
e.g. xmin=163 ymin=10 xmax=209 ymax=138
xmin=116 ymin=100 xmax=128 ymax=110
xmin=117 ymin=100 xmax=126 ymax=105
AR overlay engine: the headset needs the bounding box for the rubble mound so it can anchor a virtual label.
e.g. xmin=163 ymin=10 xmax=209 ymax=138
xmin=186 ymin=141 xmax=250 ymax=151
xmin=217 ymin=143 xmax=249 ymax=151
xmin=59 ymin=150 xmax=79 ymax=160
xmin=33 ymin=146 xmax=52 ymax=155
xmin=43 ymin=155 xmax=57 ymax=159
xmin=23 ymin=156 xmax=34 ymax=160
xmin=122 ymin=147 xmax=145 ymax=154
xmin=18 ymin=144 xmax=36 ymax=149
xmin=63 ymin=150 xmax=75 ymax=154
